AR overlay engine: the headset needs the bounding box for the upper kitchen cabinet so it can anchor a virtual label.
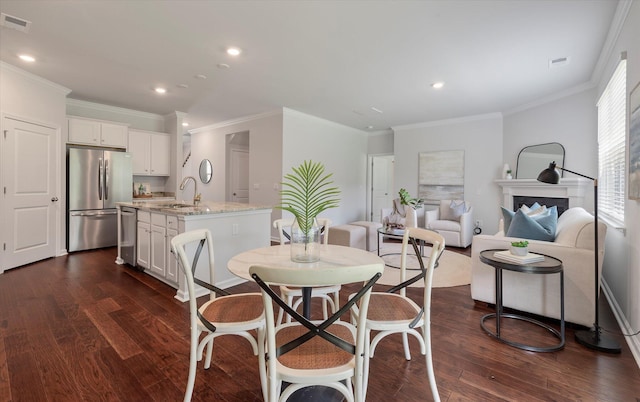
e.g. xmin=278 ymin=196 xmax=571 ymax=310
xmin=129 ymin=129 xmax=170 ymax=176
xmin=67 ymin=116 xmax=128 ymax=148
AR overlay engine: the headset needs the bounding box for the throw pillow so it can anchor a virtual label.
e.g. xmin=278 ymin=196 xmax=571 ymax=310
xmin=502 ymin=203 xmax=548 ymax=233
xmin=506 ymin=206 xmax=558 ymax=242
xmin=501 ymin=207 xmax=516 ymax=233
xmin=441 ymin=200 xmax=466 ymax=221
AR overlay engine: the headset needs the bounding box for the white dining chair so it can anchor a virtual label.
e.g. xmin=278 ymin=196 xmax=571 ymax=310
xmin=171 ymin=229 xmax=266 ymax=402
xmin=250 ymin=260 xmax=383 ymax=402
xmin=351 ymin=227 xmax=445 ymax=401
xmin=273 ymin=217 xmax=340 ymax=324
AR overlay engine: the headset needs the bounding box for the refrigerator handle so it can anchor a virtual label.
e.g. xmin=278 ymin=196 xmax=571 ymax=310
xmin=98 ymin=158 xmax=103 ymax=200
xmin=104 ymin=159 xmax=109 ymax=200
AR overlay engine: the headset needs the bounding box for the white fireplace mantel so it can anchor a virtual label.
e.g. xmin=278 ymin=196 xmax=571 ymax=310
xmin=495 ymin=178 xmax=592 ymax=211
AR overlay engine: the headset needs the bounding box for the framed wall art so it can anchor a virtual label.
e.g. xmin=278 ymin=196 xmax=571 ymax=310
xmin=418 ymin=150 xmax=464 ymax=204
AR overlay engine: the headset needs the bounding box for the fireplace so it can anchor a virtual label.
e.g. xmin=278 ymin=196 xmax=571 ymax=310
xmin=513 ymin=196 xmax=569 ymax=215
xmin=496 ymin=178 xmax=591 ymax=214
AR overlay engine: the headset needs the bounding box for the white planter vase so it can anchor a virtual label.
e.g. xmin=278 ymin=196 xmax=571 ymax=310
xmin=405 ymin=206 xmax=418 ymax=228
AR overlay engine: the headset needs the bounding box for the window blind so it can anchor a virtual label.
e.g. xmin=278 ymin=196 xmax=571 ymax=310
xmin=597 ymin=59 xmax=626 ymax=225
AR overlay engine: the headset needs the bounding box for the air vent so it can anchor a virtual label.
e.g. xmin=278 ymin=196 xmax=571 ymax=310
xmin=0 ymin=13 xmax=31 ymax=33
xmin=549 ymin=56 xmax=570 ymax=68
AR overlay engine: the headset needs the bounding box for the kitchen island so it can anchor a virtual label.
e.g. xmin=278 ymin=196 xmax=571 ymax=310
xmin=116 ymin=200 xmax=272 ymax=301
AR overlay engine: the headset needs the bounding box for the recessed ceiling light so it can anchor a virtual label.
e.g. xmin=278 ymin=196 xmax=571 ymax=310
xmin=366 ymin=125 xmax=374 ymax=130
xmin=431 ymin=82 xmax=444 ymax=89
xmin=154 ymin=87 xmax=167 ymax=94
xmin=194 ymin=74 xmax=207 ymax=80
xmin=370 ymin=107 xmax=383 ymax=114
xmin=217 ymin=63 xmax=230 ymax=69
xmin=182 ymin=122 xmax=189 ymax=127
xmin=227 ymin=47 xmax=241 ymax=56
xmin=177 ymin=83 xmax=189 ymax=89
xmin=18 ymin=54 xmax=35 ymax=62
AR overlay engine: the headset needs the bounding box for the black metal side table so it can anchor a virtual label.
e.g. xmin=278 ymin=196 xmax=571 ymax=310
xmin=479 ymin=249 xmax=565 ymax=352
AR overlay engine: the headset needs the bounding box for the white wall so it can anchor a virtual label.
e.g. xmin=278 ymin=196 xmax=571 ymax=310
xmin=596 ymin=0 xmax=640 ymax=357
xmin=0 ymin=62 xmax=70 ymax=260
xmin=188 ymin=111 xmax=283 ymax=215
xmin=392 ymin=114 xmax=504 ymax=234
xmin=503 ymin=88 xmax=599 ymax=212
xmin=282 ymin=108 xmax=369 ymax=226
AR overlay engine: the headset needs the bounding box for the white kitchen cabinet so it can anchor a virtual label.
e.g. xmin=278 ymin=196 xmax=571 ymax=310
xmin=136 ymin=211 xmax=151 ymax=268
xmin=68 ymin=116 xmax=128 ymax=148
xmin=128 ymin=129 xmax=170 ymax=176
xmin=150 ymin=213 xmax=167 ymax=278
xmin=165 ymin=215 xmax=179 ymax=284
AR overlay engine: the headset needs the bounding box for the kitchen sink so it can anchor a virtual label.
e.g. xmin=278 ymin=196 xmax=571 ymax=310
xmin=164 ymin=203 xmax=193 ymax=208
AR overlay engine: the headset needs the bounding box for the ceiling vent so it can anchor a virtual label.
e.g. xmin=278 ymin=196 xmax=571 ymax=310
xmin=0 ymin=13 xmax=31 ymax=33
xmin=549 ymin=56 xmax=570 ymax=69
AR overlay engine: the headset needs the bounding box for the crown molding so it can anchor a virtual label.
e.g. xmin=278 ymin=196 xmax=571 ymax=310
xmin=589 ymin=0 xmax=633 ymax=86
xmin=66 ymin=98 xmax=164 ymax=121
xmin=282 ymin=107 xmax=369 ymax=135
xmin=189 ymin=109 xmax=282 ymax=134
xmin=1 ymin=61 xmax=71 ymax=95
xmin=503 ymin=81 xmax=596 ymax=117
xmin=392 ymin=112 xmax=502 ymax=131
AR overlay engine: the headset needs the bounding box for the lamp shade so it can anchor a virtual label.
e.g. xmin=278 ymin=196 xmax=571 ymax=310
xmin=537 ymin=162 xmax=561 ymax=184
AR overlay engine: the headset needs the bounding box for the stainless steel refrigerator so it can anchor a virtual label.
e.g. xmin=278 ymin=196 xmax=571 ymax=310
xmin=67 ymin=146 xmax=132 ymax=252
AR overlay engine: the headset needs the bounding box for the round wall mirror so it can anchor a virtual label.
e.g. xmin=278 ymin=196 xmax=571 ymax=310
xmin=516 ymin=142 xmax=565 ymax=179
xmin=199 ymin=159 xmax=212 ymax=183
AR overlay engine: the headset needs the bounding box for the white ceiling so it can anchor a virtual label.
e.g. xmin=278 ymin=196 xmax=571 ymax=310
xmin=0 ymin=0 xmax=622 ymax=132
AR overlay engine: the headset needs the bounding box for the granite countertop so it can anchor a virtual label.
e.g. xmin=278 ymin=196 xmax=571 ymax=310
xmin=117 ymin=200 xmax=272 ymax=216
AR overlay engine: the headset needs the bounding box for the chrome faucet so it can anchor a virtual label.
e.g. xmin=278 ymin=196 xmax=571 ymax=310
xmin=179 ymin=176 xmax=201 ymax=206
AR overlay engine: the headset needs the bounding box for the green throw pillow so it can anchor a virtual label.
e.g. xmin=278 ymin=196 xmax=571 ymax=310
xmin=506 ymin=206 xmax=558 ymax=242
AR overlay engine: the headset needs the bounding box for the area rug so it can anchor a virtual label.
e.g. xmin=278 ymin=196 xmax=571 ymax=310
xmin=376 ymin=242 xmax=471 ymax=288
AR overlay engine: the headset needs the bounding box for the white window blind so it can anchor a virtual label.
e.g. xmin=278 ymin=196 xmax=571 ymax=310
xmin=597 ymin=59 xmax=626 ymax=225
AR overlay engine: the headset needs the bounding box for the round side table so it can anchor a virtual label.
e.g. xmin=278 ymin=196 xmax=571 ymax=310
xmin=479 ymin=249 xmax=565 ymax=352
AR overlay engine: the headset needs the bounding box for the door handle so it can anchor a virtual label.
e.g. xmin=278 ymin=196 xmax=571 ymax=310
xmin=51 ymin=197 xmax=59 ymax=202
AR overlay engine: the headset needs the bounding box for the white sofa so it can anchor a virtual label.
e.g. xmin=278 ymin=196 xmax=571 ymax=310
xmin=470 ymin=207 xmax=606 ymax=327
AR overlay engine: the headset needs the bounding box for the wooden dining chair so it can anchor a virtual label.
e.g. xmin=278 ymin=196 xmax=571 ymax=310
xmin=351 ymin=227 xmax=445 ymax=402
xmin=250 ymin=261 xmax=383 ymax=402
xmin=170 ymin=229 xmax=266 ymax=402
xmin=272 ymin=217 xmax=340 ymax=324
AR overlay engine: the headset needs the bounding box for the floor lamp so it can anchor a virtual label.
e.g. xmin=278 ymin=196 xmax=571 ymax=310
xmin=537 ymin=162 xmax=621 ymax=353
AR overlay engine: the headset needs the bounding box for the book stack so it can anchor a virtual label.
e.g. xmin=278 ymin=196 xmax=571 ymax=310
xmin=493 ymin=250 xmax=544 ymax=264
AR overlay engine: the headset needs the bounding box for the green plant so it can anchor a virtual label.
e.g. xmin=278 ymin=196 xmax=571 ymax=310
xmin=278 ymin=160 xmax=341 ymax=235
xmin=511 ymin=240 xmax=529 ymax=247
xmin=398 ymin=188 xmax=424 ymax=209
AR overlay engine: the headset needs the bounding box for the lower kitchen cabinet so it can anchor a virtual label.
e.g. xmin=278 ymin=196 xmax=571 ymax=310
xmin=137 ymin=211 xmax=178 ymax=287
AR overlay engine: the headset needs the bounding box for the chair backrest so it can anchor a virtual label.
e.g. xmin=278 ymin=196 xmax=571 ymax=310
xmin=394 ymin=227 xmax=445 ymax=301
xmin=273 ymin=217 xmax=332 ymax=245
xmin=249 ymin=262 xmax=383 ymax=380
xmin=171 ymin=229 xmax=228 ymax=332
xmin=438 ymin=199 xmax=470 ymax=220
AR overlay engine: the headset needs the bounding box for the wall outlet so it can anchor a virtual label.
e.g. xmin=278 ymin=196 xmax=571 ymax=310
xmin=475 ymin=220 xmax=483 ymax=228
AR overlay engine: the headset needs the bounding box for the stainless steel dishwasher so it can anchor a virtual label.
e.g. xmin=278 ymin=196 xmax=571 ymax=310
xmin=120 ymin=207 xmax=137 ymax=267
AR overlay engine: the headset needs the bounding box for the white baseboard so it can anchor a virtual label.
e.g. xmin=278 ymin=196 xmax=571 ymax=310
xmin=602 ymin=280 xmax=640 ymax=368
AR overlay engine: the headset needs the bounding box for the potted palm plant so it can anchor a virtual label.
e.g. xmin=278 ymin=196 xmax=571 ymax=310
xmin=278 ymin=160 xmax=340 ymax=262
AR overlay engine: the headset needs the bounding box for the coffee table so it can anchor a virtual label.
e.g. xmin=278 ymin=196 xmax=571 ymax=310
xmin=479 ymin=249 xmax=564 ymax=352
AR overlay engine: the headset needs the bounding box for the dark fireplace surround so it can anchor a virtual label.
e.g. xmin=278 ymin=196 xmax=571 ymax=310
xmin=513 ymin=196 xmax=569 ymax=216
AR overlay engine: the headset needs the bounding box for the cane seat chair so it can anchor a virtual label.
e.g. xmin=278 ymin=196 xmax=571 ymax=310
xmin=273 ymin=218 xmax=340 ymax=324
xmin=250 ymin=261 xmax=383 ymax=402
xmin=171 ymin=229 xmax=266 ymax=402
xmin=350 ymin=227 xmax=445 ymax=401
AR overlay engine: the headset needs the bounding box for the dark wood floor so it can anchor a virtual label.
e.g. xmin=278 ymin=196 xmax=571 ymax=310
xmin=1 ymin=245 xmax=639 ymax=402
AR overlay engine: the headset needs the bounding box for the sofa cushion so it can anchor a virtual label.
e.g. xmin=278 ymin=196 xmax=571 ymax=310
xmin=506 ymin=206 xmax=558 ymax=242
xmin=427 ymin=219 xmax=461 ymax=231
xmin=441 ymin=200 xmax=466 ymax=221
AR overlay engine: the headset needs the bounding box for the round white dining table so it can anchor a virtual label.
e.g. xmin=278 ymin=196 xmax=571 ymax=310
xmin=227 ymin=244 xmax=384 ymax=318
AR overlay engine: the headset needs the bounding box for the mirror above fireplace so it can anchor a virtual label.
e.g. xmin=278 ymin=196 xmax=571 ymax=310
xmin=516 ymin=142 xmax=565 ymax=179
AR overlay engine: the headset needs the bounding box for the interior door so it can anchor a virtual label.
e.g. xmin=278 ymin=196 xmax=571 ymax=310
xmin=229 ymin=148 xmax=249 ymax=203
xmin=2 ymin=117 xmax=58 ymax=271
xmin=370 ymin=155 xmax=394 ymax=223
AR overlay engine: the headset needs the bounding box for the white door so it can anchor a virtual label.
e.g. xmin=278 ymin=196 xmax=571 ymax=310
xmin=370 ymin=155 xmax=394 ymax=223
xmin=2 ymin=117 xmax=58 ymax=271
xmin=230 ymin=149 xmax=249 ymax=203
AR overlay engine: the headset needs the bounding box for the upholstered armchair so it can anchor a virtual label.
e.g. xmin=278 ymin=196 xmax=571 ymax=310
xmin=424 ymin=200 xmax=473 ymax=248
